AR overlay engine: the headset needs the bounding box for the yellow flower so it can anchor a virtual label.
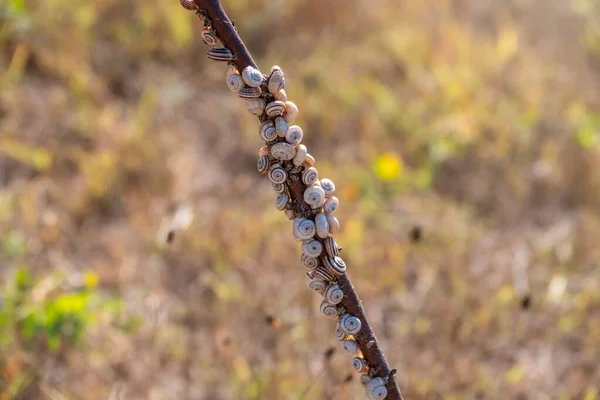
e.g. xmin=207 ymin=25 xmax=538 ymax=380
xmin=374 ymin=153 xmax=403 ymax=181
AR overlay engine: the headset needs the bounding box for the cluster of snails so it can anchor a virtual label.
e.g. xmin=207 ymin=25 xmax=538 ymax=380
xmin=179 ymin=3 xmax=389 ymax=398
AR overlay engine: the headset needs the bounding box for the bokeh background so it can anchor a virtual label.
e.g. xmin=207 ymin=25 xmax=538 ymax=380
xmin=1 ymin=0 xmax=600 ymax=398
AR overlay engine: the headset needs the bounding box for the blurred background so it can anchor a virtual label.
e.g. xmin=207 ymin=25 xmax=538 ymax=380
xmin=1 ymin=0 xmax=600 ymax=398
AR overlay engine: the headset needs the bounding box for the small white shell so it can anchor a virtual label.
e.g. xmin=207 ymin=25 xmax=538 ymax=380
xmin=366 ymin=378 xmax=386 ymax=393
xmin=245 ymin=98 xmax=266 ymax=116
xmin=268 ymin=68 xmax=285 ymax=94
xmin=285 ymin=208 xmax=296 ymax=220
xmin=293 ymin=218 xmax=316 ymax=241
xmin=238 ymin=86 xmax=262 ymax=99
xmin=257 ymin=155 xmax=269 ymax=174
xmin=293 ymin=144 xmax=308 ymax=166
xmin=320 ymin=179 xmax=336 ymax=197
xmin=272 ymin=182 xmax=286 ymax=194
xmin=301 ymin=253 xmax=319 ymax=269
xmin=366 ymin=378 xmax=387 ymax=400
xmin=242 ymin=66 xmax=264 ymax=87
xmin=302 ymin=167 xmax=319 ymax=186
xmin=259 ymin=121 xmax=277 ymax=142
xmin=286 ymin=125 xmax=303 ymax=145
xmin=274 ymin=116 xmax=289 ymax=137
xmin=314 ymin=265 xmax=335 ymax=282
xmin=315 ymin=213 xmax=329 ymax=239
xmin=268 ymin=167 xmax=288 ymax=184
xmin=360 ymin=374 xmax=372 ymax=387
xmin=324 ymin=236 xmax=340 ymax=257
xmin=271 ymin=142 xmax=296 ymax=161
xmin=274 ymin=89 xmax=287 ymax=102
xmin=327 ymin=215 xmax=340 ymax=234
xmin=302 ymin=238 xmax=323 ymax=258
xmin=306 ymin=274 xmax=327 ymax=294
xmin=320 ymin=299 xmax=338 ymax=318
xmin=352 ymin=357 xmax=368 ymax=373
xmin=323 ymin=255 xmax=346 ymax=275
xmin=284 ymin=101 xmax=299 ymax=124
xmin=339 ymin=313 xmax=362 ymax=335
xmin=303 ymin=153 xmax=316 ymax=168
xmin=335 ymin=322 xmax=348 ymax=341
xmin=275 ymin=193 xmax=289 ymax=210
xmin=342 ymin=339 xmax=359 ymax=354
xmin=226 ymin=73 xmax=244 ymax=92
xmin=265 ymin=101 xmax=286 ymax=117
xmin=323 ymin=196 xmax=339 ymax=215
xmin=325 ymin=284 xmax=343 ymax=305
xmin=304 ymin=185 xmax=326 ymax=209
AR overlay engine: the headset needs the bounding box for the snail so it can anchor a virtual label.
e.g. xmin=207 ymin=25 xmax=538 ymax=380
xmin=226 ymin=73 xmax=244 ymax=92
xmin=314 ymin=265 xmax=335 ymax=282
xmin=245 ymin=98 xmax=266 ymax=116
xmin=327 ymin=215 xmax=340 ymax=234
xmin=293 ymin=144 xmax=307 ymax=166
xmin=293 ymin=218 xmax=316 ymax=241
xmin=306 ymin=274 xmax=327 ymax=294
xmin=335 ymin=321 xmax=348 ymax=341
xmin=257 ymin=155 xmax=269 ymax=174
xmin=207 ymin=47 xmax=234 ymax=61
xmin=274 ymin=89 xmax=287 ymax=102
xmin=286 ymin=125 xmax=303 ymax=145
xmin=285 ymin=209 xmax=296 ymax=220
xmin=320 ymin=178 xmax=336 ymax=197
xmin=324 ymin=236 xmax=340 ymax=257
xmin=342 ymin=339 xmax=359 ymax=355
xmin=268 ymin=68 xmax=285 ymax=94
xmin=339 ymin=313 xmax=362 ymax=335
xmin=323 ymin=255 xmax=346 ymax=275
xmin=366 ymin=378 xmax=388 ymax=400
xmin=325 ymin=283 xmax=343 ymax=305
xmin=238 ymin=86 xmax=262 ymax=99
xmin=284 ymin=101 xmax=299 ymax=124
xmin=271 ymin=142 xmax=296 ymax=161
xmin=180 ymin=0 xmax=198 ymax=10
xmin=265 ymin=100 xmax=286 ymax=117
xmin=303 ymin=153 xmax=316 ymax=168
xmin=304 ymin=185 xmax=326 ymax=208
xmin=320 ymin=299 xmax=338 ymax=318
xmin=268 ymin=167 xmax=288 ymax=185
xmin=258 ymin=146 xmax=270 ymax=157
xmin=302 ymin=238 xmax=323 ymax=258
xmin=360 ymin=374 xmax=372 ymax=387
xmin=315 ymin=213 xmax=329 ymax=239
xmin=202 ymin=29 xmax=219 ymax=46
xmin=272 ymin=182 xmax=287 ymax=194
xmin=241 ymin=66 xmax=264 ymax=87
xmin=275 ymin=193 xmax=289 ymax=211
xmin=352 ymin=357 xmax=368 ymax=373
xmin=302 ymin=167 xmax=319 ymax=186
xmin=274 ymin=116 xmax=289 ymax=137
xmin=259 ymin=121 xmax=277 ymax=142
xmin=323 ymin=196 xmax=339 ymax=215
xmin=301 ymin=253 xmax=319 ymax=269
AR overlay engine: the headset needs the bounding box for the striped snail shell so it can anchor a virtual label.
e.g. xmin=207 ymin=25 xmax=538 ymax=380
xmin=320 ymin=299 xmax=338 ymax=318
xmin=257 ymin=155 xmax=270 ymax=174
xmin=302 ymin=238 xmax=323 ymax=258
xmin=268 ymin=166 xmax=288 ymax=185
xmin=271 ymin=142 xmax=296 ymax=161
xmin=274 ymin=89 xmax=287 ymax=102
xmin=226 ymin=73 xmax=244 ymax=92
xmin=327 ymin=215 xmax=340 ymax=234
xmin=286 ymin=125 xmax=303 ymax=145
xmin=315 ymin=213 xmax=329 ymax=239
xmin=314 ymin=265 xmax=335 ymax=282
xmin=202 ymin=29 xmax=219 ymax=46
xmin=258 ymin=146 xmax=270 ymax=157
xmin=306 ymin=274 xmax=327 ymax=294
xmin=301 ymin=253 xmax=319 ymax=269
xmin=324 ymin=236 xmax=340 ymax=257
xmin=207 ymin=47 xmax=234 ymax=61
xmin=302 ymin=167 xmax=319 ymax=186
xmin=323 ymin=255 xmax=346 ymax=275
xmin=360 ymin=374 xmax=372 ymax=387
xmin=323 ymin=196 xmax=339 ymax=215
xmin=275 ymin=193 xmax=289 ymax=211
xmin=238 ymin=86 xmax=262 ymax=99
xmin=259 ymin=121 xmax=277 ymax=142
xmin=274 ymin=116 xmax=289 ymax=137
xmin=366 ymin=378 xmax=388 ymax=400
xmin=293 ymin=144 xmax=307 ymax=166
xmin=293 ymin=218 xmax=316 ymax=241
xmin=241 ymin=66 xmax=264 ymax=87
xmin=265 ymin=100 xmax=286 ymax=117
xmin=339 ymin=313 xmax=362 ymax=335
xmin=304 ymin=185 xmax=326 ymax=209
xmin=285 ymin=208 xmax=296 ymax=220
xmin=320 ymin=178 xmax=336 ymax=197
xmin=352 ymin=357 xmax=368 ymax=373
xmin=245 ymin=97 xmax=266 ymax=116
xmin=303 ymin=153 xmax=316 ymax=168
xmin=268 ymin=68 xmax=285 ymax=94
xmin=325 ymin=284 xmax=343 ymax=305
xmin=272 ymin=182 xmax=287 ymax=194
xmin=342 ymin=339 xmax=359 ymax=354
xmin=335 ymin=321 xmax=348 ymax=341
xmin=284 ymin=101 xmax=299 ymax=124
xmin=180 ymin=0 xmax=198 ymax=10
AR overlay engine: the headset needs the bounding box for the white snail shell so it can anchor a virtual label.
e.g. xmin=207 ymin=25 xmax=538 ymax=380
xmin=242 ymin=66 xmax=264 ymax=87
xmin=335 ymin=322 xmax=348 ymax=341
xmin=265 ymin=100 xmax=286 ymax=117
xmin=274 ymin=89 xmax=287 ymax=102
xmin=301 ymin=253 xmax=319 ymax=269
xmin=268 ymin=68 xmax=285 ymax=94
xmin=207 ymin=47 xmax=234 ymax=61
xmin=342 ymin=339 xmax=359 ymax=355
xmin=238 ymin=86 xmax=262 ymax=99
xmin=274 ymin=116 xmax=289 ymax=137
xmin=314 ymin=265 xmax=335 ymax=282
xmin=202 ymin=29 xmax=219 ymax=46
xmin=306 ymin=275 xmax=327 ymax=294
xmin=315 ymin=213 xmax=329 ymax=239
xmin=257 ymin=155 xmax=270 ymax=174
xmin=323 ymin=196 xmax=339 ymax=215
xmin=324 ymin=236 xmax=340 ymax=257
xmin=268 ymin=167 xmax=288 ymax=184
xmin=302 ymin=167 xmax=319 ymax=186
xmin=302 ymin=238 xmax=323 ymax=258
xmin=320 ymin=299 xmax=338 ymax=318
xmin=339 ymin=313 xmax=362 ymax=335
xmin=327 ymin=215 xmax=340 ymax=234
xmin=303 ymin=153 xmax=316 ymax=168
xmin=275 ymin=193 xmax=289 ymax=210
xmin=286 ymin=125 xmax=303 ymax=145
xmin=180 ymin=0 xmax=198 ymax=10
xmin=284 ymin=101 xmax=299 ymax=124
xmin=245 ymin=98 xmax=266 ymax=116
xmin=325 ymin=284 xmax=343 ymax=305
xmin=360 ymin=374 xmax=372 ymax=387
xmin=259 ymin=121 xmax=277 ymax=142
xmin=304 ymin=185 xmax=326 ymax=209
xmin=226 ymin=73 xmax=244 ymax=92
xmin=285 ymin=209 xmax=296 ymax=220
xmin=323 ymin=255 xmax=346 ymax=275
xmin=352 ymin=357 xmax=368 ymax=373
xmin=293 ymin=144 xmax=307 ymax=166
xmin=271 ymin=142 xmax=296 ymax=161
xmin=293 ymin=218 xmax=316 ymax=241
xmin=272 ymin=182 xmax=287 ymax=194
xmin=320 ymin=178 xmax=336 ymax=197
xmin=366 ymin=378 xmax=388 ymax=400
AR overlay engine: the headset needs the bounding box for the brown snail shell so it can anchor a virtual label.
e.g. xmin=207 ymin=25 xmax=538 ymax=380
xmin=226 ymin=73 xmax=244 ymax=92
xmin=293 ymin=218 xmax=316 ymax=241
xmin=335 ymin=322 xmax=348 ymax=341
xmin=207 ymin=47 xmax=234 ymax=61
xmin=258 ymin=146 xmax=271 ymax=157
xmin=285 ymin=208 xmax=296 ymax=220
xmin=271 ymin=142 xmax=296 ymax=161
xmin=238 ymin=86 xmax=262 ymax=99
xmin=241 ymin=66 xmax=264 ymax=87
xmin=342 ymin=339 xmax=359 ymax=354
xmin=293 ymin=144 xmax=307 ymax=166
xmin=360 ymin=374 xmax=372 ymax=387
xmin=314 ymin=265 xmax=335 ymax=282
xmin=306 ymin=274 xmax=327 ymax=294
xmin=352 ymin=357 xmax=368 ymax=373
xmin=202 ymin=29 xmax=219 ymax=46
xmin=272 ymin=182 xmax=287 ymax=194
xmin=245 ymin=98 xmax=266 ymax=116
xmin=257 ymin=155 xmax=270 ymax=174
xmin=284 ymin=101 xmax=299 ymax=124
xmin=366 ymin=378 xmax=388 ymax=400
xmin=325 ymin=283 xmax=343 ymax=305
xmin=265 ymin=100 xmax=286 ymax=117
xmin=303 ymin=153 xmax=316 ymax=168
xmin=286 ymin=125 xmax=303 ymax=145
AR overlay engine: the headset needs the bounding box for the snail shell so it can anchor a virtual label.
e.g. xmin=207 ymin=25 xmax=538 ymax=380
xmin=265 ymin=100 xmax=286 ymax=117
xmin=335 ymin=322 xmax=348 ymax=341
xmin=268 ymin=167 xmax=288 ymax=184
xmin=339 ymin=313 xmax=362 ymax=335
xmin=303 ymin=153 xmax=316 ymax=168
xmin=293 ymin=144 xmax=307 ymax=166
xmin=302 ymin=167 xmax=319 ymax=186
xmin=366 ymin=378 xmax=388 ymax=400
xmin=180 ymin=0 xmax=198 ymax=10
xmin=242 ymin=66 xmax=264 ymax=87
xmin=320 ymin=299 xmax=339 ymax=318
xmin=271 ymin=142 xmax=296 ymax=161
xmin=257 ymin=155 xmax=270 ymax=174
xmin=327 ymin=215 xmax=340 ymax=234
xmin=274 ymin=116 xmax=289 ymax=137
xmin=304 ymin=185 xmax=326 ymax=209
xmin=272 ymin=182 xmax=287 ymax=194
xmin=275 ymin=193 xmax=289 ymax=210
xmin=360 ymin=374 xmax=372 ymax=387
xmin=293 ymin=218 xmax=316 ymax=241
xmin=284 ymin=101 xmax=299 ymax=124
xmin=323 ymin=255 xmax=346 ymax=276
xmin=238 ymin=86 xmax=262 ymax=99
xmin=202 ymin=29 xmax=219 ymax=46
xmin=324 ymin=236 xmax=340 ymax=257
xmin=314 ymin=265 xmax=335 ymax=282
xmin=258 ymin=146 xmax=270 ymax=157
xmin=320 ymin=178 xmax=336 ymax=197
xmin=286 ymin=125 xmax=303 ymax=145
xmin=325 ymin=284 xmax=343 ymax=305
xmin=245 ymin=98 xmax=266 ymax=116
xmin=259 ymin=121 xmax=277 ymax=142
xmin=306 ymin=274 xmax=327 ymax=294
xmin=302 ymin=238 xmax=323 ymax=258
xmin=323 ymin=196 xmax=339 ymax=215
xmin=274 ymin=89 xmax=287 ymax=102
xmin=226 ymin=73 xmax=244 ymax=92
xmin=352 ymin=357 xmax=368 ymax=373
xmin=207 ymin=47 xmax=234 ymax=61
xmin=268 ymin=68 xmax=285 ymax=94
xmin=301 ymin=253 xmax=319 ymax=269
xmin=342 ymin=339 xmax=359 ymax=355
xmin=315 ymin=213 xmax=329 ymax=239
xmin=285 ymin=208 xmax=296 ymax=220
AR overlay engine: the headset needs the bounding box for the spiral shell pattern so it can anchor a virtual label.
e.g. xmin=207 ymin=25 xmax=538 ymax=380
xmin=202 ymin=30 xmax=219 ymax=46
xmin=325 ymin=284 xmax=343 ymax=305
xmin=301 ymin=254 xmax=319 ymax=269
xmin=207 ymin=47 xmax=234 ymax=61
xmin=227 ymin=73 xmax=244 ymax=92
xmin=242 ymin=66 xmax=264 ymax=87
xmin=307 ymin=276 xmax=327 ymax=294
xmin=259 ymin=121 xmax=277 ymax=142
xmin=323 ymin=196 xmax=339 ymax=215
xmin=265 ymin=100 xmax=286 ymax=117
xmin=302 ymin=239 xmax=323 ymax=258
xmin=303 ymin=153 xmax=316 ymax=168
xmin=360 ymin=374 xmax=372 ymax=387
xmin=324 ymin=236 xmax=339 ymax=257
xmin=352 ymin=357 xmax=368 ymax=373
xmin=268 ymin=68 xmax=285 ymax=94
xmin=315 ymin=213 xmax=329 ymax=239
xmin=286 ymin=125 xmax=303 ymax=145
xmin=366 ymin=378 xmax=388 ymax=400
xmin=304 ymin=185 xmax=326 ymax=208
xmin=284 ymin=101 xmax=299 ymax=124
xmin=335 ymin=322 xmax=348 ymax=341
xmin=339 ymin=313 xmax=362 ymax=335
xmin=320 ymin=178 xmax=336 ymax=197
xmin=268 ymin=167 xmax=288 ymax=184
xmin=342 ymin=339 xmax=359 ymax=354
xmin=320 ymin=299 xmax=338 ymax=318
xmin=245 ymin=98 xmax=266 ymax=116
xmin=272 ymin=182 xmax=287 ymax=194
xmin=302 ymin=167 xmax=319 ymax=186
xmin=314 ymin=265 xmax=335 ymax=282
xmin=323 ymin=255 xmax=346 ymax=275
xmin=271 ymin=142 xmax=296 ymax=161
xmin=257 ymin=155 xmax=269 ymax=174
xmin=293 ymin=218 xmax=316 ymax=241
xmin=239 ymin=86 xmax=262 ymax=99
xmin=275 ymin=193 xmax=289 ymax=211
